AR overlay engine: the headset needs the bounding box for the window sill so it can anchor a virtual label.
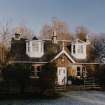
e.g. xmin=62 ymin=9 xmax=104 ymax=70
xmin=30 ymin=76 xmax=39 ymax=79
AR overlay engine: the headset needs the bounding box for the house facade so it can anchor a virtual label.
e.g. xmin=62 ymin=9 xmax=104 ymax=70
xmin=10 ymin=32 xmax=90 ymax=86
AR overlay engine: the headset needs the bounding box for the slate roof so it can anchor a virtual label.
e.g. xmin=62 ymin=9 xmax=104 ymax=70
xmin=10 ymin=36 xmax=96 ymax=64
xmin=10 ymin=38 xmax=61 ymax=63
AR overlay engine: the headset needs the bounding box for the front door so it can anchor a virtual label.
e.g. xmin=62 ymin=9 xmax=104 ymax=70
xmin=57 ymin=67 xmax=67 ymax=85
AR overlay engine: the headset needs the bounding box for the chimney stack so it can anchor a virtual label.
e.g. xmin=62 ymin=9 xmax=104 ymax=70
xmin=86 ymin=35 xmax=90 ymax=44
xmin=14 ymin=32 xmax=21 ymax=40
xmin=52 ymin=30 xmax=57 ymax=44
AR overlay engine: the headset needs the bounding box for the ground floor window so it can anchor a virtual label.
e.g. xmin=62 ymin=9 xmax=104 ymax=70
xmin=31 ymin=66 xmax=41 ymax=78
xmin=77 ymin=67 xmax=81 ymax=76
xmin=82 ymin=66 xmax=86 ymax=78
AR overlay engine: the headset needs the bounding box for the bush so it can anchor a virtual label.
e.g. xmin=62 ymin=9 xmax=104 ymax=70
xmin=2 ymin=63 xmax=32 ymax=94
xmin=95 ymin=64 xmax=105 ymax=85
xmin=38 ymin=63 xmax=57 ymax=95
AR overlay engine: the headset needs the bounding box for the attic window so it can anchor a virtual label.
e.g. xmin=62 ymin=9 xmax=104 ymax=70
xmin=41 ymin=42 xmax=43 ymax=52
xmin=26 ymin=40 xmax=44 ymax=58
xmin=32 ymin=41 xmax=39 ymax=52
xmin=80 ymin=45 xmax=83 ymax=53
xmin=28 ymin=42 xmax=30 ymax=52
xmin=73 ymin=45 xmax=75 ymax=54
xmin=77 ymin=45 xmax=83 ymax=53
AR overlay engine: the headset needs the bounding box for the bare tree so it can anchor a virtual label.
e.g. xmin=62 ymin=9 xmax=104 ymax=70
xmin=40 ymin=18 xmax=72 ymax=40
xmin=75 ymin=26 xmax=96 ymax=62
xmin=39 ymin=24 xmax=52 ymax=39
xmin=94 ymin=36 xmax=105 ymax=63
xmin=87 ymin=44 xmax=96 ymax=62
xmin=0 ymin=21 xmax=13 ymax=47
xmin=76 ymin=26 xmax=89 ymax=41
xmin=0 ymin=43 xmax=10 ymax=65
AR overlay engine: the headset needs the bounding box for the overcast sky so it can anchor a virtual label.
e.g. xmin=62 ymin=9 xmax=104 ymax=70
xmin=0 ymin=0 xmax=105 ymax=34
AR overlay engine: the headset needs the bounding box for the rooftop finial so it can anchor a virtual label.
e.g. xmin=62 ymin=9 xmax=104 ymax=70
xmin=62 ymin=42 xmax=65 ymax=50
xmin=86 ymin=34 xmax=90 ymax=44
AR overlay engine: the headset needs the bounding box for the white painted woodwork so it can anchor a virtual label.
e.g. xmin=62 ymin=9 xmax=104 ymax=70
xmin=71 ymin=40 xmax=87 ymax=59
xmin=26 ymin=40 xmax=44 ymax=58
xmin=57 ymin=67 xmax=67 ymax=85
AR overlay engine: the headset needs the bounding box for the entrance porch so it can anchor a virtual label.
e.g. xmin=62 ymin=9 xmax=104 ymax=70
xmin=57 ymin=64 xmax=86 ymax=86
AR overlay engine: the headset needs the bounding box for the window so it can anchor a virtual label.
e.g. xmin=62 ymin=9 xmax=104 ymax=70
xmin=41 ymin=42 xmax=43 ymax=52
xmin=28 ymin=42 xmax=30 ymax=52
xmin=31 ymin=66 xmax=41 ymax=78
xmin=32 ymin=41 xmax=39 ymax=52
xmin=73 ymin=45 xmax=75 ymax=53
xmin=77 ymin=67 xmax=81 ymax=76
xmin=59 ymin=70 xmax=60 ymax=75
xmin=80 ymin=45 xmax=83 ymax=53
xmin=36 ymin=66 xmax=41 ymax=77
xmin=77 ymin=45 xmax=83 ymax=53
xmin=77 ymin=46 xmax=81 ymax=53
xmin=82 ymin=67 xmax=86 ymax=77
xmin=63 ymin=70 xmax=65 ymax=73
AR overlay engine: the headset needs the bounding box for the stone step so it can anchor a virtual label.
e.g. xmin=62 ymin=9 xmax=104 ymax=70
xmin=55 ymin=85 xmax=67 ymax=91
xmin=84 ymin=81 xmax=95 ymax=83
xmin=83 ymin=78 xmax=102 ymax=89
xmin=84 ymin=84 xmax=101 ymax=87
xmin=84 ymin=81 xmax=99 ymax=84
xmin=84 ymin=86 xmax=101 ymax=89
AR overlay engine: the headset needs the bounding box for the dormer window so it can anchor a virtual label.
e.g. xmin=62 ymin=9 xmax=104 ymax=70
xmin=26 ymin=40 xmax=44 ymax=58
xmin=77 ymin=45 xmax=83 ymax=54
xmin=73 ymin=45 xmax=75 ymax=54
xmin=28 ymin=42 xmax=30 ymax=52
xmin=71 ymin=40 xmax=87 ymax=59
xmin=32 ymin=41 xmax=39 ymax=52
xmin=81 ymin=45 xmax=83 ymax=53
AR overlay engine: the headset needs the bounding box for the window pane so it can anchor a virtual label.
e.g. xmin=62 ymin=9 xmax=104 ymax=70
xmin=28 ymin=42 xmax=30 ymax=52
xmin=32 ymin=41 xmax=39 ymax=52
xmin=77 ymin=45 xmax=83 ymax=53
xmin=77 ymin=67 xmax=81 ymax=76
xmin=73 ymin=45 xmax=75 ymax=53
xmin=80 ymin=45 xmax=83 ymax=53
xmin=31 ymin=66 xmax=41 ymax=77
xmin=77 ymin=45 xmax=81 ymax=53
xmin=63 ymin=70 xmax=65 ymax=73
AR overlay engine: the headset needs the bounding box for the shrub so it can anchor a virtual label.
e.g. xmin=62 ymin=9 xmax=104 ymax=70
xmin=39 ymin=63 xmax=57 ymax=95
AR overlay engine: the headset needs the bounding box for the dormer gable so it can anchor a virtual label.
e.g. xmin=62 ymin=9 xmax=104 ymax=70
xmin=71 ymin=38 xmax=89 ymax=59
xmin=52 ymin=42 xmax=75 ymax=63
xmin=26 ymin=39 xmax=44 ymax=58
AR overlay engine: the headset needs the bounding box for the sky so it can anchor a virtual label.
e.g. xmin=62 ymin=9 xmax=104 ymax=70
xmin=0 ymin=0 xmax=105 ymax=35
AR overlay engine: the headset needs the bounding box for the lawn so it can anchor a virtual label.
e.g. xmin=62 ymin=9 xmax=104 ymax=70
xmin=0 ymin=91 xmax=105 ymax=105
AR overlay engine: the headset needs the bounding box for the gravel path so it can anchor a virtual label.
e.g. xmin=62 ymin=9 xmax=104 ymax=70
xmin=0 ymin=91 xmax=105 ymax=105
